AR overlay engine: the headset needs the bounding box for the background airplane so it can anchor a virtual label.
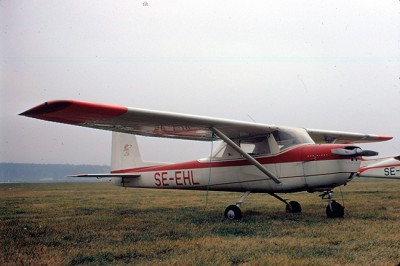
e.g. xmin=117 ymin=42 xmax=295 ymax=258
xmin=20 ymin=100 xmax=399 ymax=220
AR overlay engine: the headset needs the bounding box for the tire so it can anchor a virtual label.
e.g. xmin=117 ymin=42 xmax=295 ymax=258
xmin=286 ymin=201 xmax=302 ymax=213
xmin=326 ymin=200 xmax=344 ymax=218
xmin=224 ymin=205 xmax=242 ymax=220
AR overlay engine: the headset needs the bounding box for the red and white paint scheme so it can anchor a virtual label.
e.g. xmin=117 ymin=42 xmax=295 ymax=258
xmin=358 ymin=156 xmax=400 ymax=179
xmin=20 ymin=100 xmax=397 ymax=219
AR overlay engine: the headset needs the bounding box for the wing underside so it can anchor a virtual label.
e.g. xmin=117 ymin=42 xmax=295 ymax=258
xmin=20 ymin=100 xmax=276 ymax=141
xmin=20 ymin=100 xmax=392 ymax=144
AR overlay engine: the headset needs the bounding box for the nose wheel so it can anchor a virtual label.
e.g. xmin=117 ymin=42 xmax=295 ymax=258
xmin=321 ymin=191 xmax=344 ymax=218
xmin=326 ymin=200 xmax=344 ymax=218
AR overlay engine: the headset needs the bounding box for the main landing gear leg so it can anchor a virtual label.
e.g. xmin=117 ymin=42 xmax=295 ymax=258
xmin=224 ymin=191 xmax=251 ymax=220
xmin=320 ymin=190 xmax=344 ymax=218
xmin=268 ymin=193 xmax=302 ymax=213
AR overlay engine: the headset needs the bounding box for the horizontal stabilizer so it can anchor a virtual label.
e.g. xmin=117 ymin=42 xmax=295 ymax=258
xmin=69 ymin=173 xmax=141 ymax=179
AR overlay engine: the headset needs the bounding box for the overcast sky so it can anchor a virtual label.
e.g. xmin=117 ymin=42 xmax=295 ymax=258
xmin=1 ymin=1 xmax=400 ymax=165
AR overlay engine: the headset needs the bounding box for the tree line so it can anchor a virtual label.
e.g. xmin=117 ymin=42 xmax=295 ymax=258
xmin=0 ymin=163 xmax=110 ymax=182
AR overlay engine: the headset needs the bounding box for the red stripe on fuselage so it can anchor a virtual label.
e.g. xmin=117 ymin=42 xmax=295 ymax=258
xmin=112 ymin=144 xmax=352 ymax=174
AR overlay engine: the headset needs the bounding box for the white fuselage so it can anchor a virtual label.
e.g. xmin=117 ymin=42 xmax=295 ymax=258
xmin=114 ymin=143 xmax=360 ymax=193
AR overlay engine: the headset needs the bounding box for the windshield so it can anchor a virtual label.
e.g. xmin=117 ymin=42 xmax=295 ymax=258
xmin=272 ymin=127 xmax=314 ymax=151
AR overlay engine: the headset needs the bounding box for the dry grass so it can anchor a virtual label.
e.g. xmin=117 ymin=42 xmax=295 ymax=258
xmin=0 ymin=179 xmax=399 ymax=265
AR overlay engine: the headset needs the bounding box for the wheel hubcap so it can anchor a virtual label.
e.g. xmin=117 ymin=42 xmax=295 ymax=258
xmin=227 ymin=210 xmax=235 ymax=219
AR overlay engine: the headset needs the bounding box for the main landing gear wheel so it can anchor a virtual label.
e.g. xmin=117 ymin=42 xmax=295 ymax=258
xmin=268 ymin=193 xmax=302 ymax=214
xmin=224 ymin=205 xmax=242 ymax=220
xmin=286 ymin=201 xmax=302 ymax=213
xmin=326 ymin=200 xmax=344 ymax=218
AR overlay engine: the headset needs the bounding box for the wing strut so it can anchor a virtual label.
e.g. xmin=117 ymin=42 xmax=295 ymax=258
xmin=210 ymin=127 xmax=281 ymax=184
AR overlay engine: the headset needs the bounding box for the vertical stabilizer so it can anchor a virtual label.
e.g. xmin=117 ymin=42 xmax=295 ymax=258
xmin=111 ymin=132 xmax=165 ymax=171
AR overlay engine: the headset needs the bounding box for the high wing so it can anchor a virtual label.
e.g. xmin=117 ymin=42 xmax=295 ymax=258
xmin=306 ymin=128 xmax=392 ymax=144
xmin=20 ymin=100 xmax=392 ymax=144
xmin=20 ymin=100 xmax=277 ymax=141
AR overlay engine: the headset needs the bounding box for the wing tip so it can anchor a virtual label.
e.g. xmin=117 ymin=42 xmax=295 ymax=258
xmin=378 ymin=135 xmax=393 ymax=141
xmin=19 ymin=100 xmax=73 ymax=117
xmin=20 ymin=100 xmax=128 ymax=124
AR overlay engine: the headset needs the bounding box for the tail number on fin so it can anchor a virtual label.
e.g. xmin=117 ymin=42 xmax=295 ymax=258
xmin=154 ymin=170 xmax=199 ymax=187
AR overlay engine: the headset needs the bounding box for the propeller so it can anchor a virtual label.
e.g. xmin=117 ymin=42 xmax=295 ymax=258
xmin=331 ymin=146 xmax=378 ymax=157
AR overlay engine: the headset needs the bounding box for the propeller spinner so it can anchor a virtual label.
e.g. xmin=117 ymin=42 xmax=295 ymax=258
xmin=331 ymin=146 xmax=378 ymax=157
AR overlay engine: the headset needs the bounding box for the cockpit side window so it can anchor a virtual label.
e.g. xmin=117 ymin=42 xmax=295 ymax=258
xmin=212 ymin=138 xmax=271 ymax=158
xmin=273 ymin=130 xmax=296 ymax=150
xmin=211 ymin=140 xmax=241 ymax=158
xmin=240 ymin=137 xmax=271 ymax=156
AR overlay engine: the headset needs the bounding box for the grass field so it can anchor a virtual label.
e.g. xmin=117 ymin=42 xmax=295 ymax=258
xmin=1 ymin=179 xmax=399 ymax=265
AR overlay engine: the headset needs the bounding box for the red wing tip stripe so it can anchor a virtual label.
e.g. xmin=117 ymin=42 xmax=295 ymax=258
xmin=378 ymin=135 xmax=393 ymax=141
xmin=20 ymin=100 xmax=128 ymax=124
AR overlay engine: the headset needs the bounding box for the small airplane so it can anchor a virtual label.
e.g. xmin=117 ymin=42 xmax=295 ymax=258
xmin=20 ymin=100 xmax=400 ymax=219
